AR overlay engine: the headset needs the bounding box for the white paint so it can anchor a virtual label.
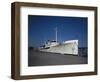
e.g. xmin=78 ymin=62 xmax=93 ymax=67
xmin=40 ymin=40 xmax=78 ymax=55
xmin=20 ymin=6 xmax=95 ymax=75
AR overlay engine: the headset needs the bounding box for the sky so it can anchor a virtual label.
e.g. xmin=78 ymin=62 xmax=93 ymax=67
xmin=28 ymin=15 xmax=88 ymax=48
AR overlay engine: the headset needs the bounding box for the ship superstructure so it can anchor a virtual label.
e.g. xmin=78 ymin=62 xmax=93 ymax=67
xmin=39 ymin=27 xmax=78 ymax=55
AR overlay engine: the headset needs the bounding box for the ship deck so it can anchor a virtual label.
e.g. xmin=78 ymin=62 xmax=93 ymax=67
xmin=28 ymin=49 xmax=87 ymax=66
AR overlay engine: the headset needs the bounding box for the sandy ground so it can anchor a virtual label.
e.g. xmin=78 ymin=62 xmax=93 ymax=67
xmin=28 ymin=50 xmax=87 ymax=66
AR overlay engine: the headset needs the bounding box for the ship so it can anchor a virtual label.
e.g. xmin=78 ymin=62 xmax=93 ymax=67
xmin=39 ymin=28 xmax=78 ymax=55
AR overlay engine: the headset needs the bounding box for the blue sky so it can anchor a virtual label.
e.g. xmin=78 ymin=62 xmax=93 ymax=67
xmin=28 ymin=15 xmax=88 ymax=48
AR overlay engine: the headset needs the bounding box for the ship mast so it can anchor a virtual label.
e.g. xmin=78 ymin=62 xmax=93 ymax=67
xmin=55 ymin=27 xmax=58 ymax=43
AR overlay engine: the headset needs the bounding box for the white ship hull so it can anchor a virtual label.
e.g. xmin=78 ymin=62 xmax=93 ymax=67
xmin=40 ymin=40 xmax=78 ymax=55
